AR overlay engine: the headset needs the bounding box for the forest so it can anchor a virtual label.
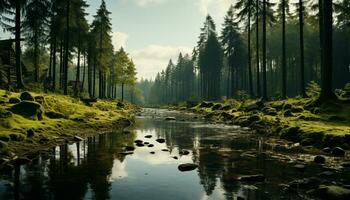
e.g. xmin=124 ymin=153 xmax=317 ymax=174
xmin=142 ymin=0 xmax=350 ymax=105
xmin=0 ymin=0 xmax=350 ymax=200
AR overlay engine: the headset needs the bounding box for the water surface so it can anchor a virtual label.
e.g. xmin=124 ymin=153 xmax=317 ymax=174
xmin=0 ymin=109 xmax=349 ymax=200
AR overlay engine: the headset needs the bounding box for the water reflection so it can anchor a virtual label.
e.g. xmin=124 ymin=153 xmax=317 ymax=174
xmin=0 ymin=109 xmax=349 ymax=200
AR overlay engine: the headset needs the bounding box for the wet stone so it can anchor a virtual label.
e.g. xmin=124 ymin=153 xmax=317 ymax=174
xmin=150 ymin=151 xmax=155 ymax=154
xmin=178 ymin=163 xmax=198 ymax=172
xmin=145 ymin=135 xmax=152 ymax=138
xmin=136 ymin=143 xmax=145 ymax=147
xmin=332 ymin=147 xmax=345 ymax=157
xmin=322 ymin=147 xmax=332 ymax=153
xmin=180 ymin=150 xmax=190 ymax=155
xmin=156 ymin=138 xmax=165 ymax=143
xmin=238 ymin=174 xmax=265 ymax=182
xmin=165 ymin=117 xmax=176 ymax=121
xmin=125 ymin=146 xmax=135 ymax=151
xmin=148 ymin=144 xmax=154 ymax=147
xmin=314 ymin=155 xmax=326 ymax=164
xmin=161 ymin=149 xmax=169 ymax=152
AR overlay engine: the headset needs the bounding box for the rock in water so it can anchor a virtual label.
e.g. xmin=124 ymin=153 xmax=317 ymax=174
xmin=156 ymin=138 xmax=165 ymax=143
xmin=315 ymin=185 xmax=350 ymax=200
xmin=165 ymin=117 xmax=176 ymax=121
xmin=20 ymin=91 xmax=34 ymax=101
xmin=145 ymin=135 xmax=152 ymax=138
xmin=10 ymin=101 xmax=42 ymax=120
xmin=125 ymin=146 xmax=135 ymax=151
xmin=178 ymin=163 xmax=198 ymax=172
xmin=238 ymin=174 xmax=265 ymax=182
xmin=314 ymin=155 xmax=326 ymax=164
xmin=332 ymin=147 xmax=345 ymax=157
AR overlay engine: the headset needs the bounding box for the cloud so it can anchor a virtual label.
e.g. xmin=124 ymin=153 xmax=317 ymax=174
xmin=112 ymin=32 xmax=129 ymax=51
xmin=130 ymin=45 xmax=192 ymax=79
xmin=198 ymin=0 xmax=234 ymax=23
xmin=121 ymin=0 xmax=167 ymax=7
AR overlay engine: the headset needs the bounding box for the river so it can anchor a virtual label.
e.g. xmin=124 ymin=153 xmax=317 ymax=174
xmin=0 ymin=108 xmax=349 ymax=200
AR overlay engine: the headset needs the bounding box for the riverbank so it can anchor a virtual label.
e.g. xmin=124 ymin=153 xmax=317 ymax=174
xmin=171 ymin=97 xmax=350 ymax=152
xmin=0 ymin=89 xmax=136 ymax=167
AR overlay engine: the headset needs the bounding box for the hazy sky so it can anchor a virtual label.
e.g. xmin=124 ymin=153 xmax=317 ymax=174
xmin=87 ymin=0 xmax=234 ymax=79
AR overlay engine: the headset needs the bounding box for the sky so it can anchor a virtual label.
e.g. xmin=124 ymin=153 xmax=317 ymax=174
xmin=86 ymin=0 xmax=234 ymax=80
xmin=0 ymin=0 xmax=234 ymax=80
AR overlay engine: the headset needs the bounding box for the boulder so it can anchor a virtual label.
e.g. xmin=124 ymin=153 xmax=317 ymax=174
xmin=156 ymin=138 xmax=165 ymax=143
xmin=238 ymin=174 xmax=265 ymax=182
xmin=178 ymin=163 xmax=198 ymax=172
xmin=125 ymin=146 xmax=135 ymax=151
xmin=9 ymin=97 xmax=21 ymax=104
xmin=26 ymin=129 xmax=35 ymax=138
xmin=45 ymin=111 xmax=65 ymax=119
xmin=148 ymin=144 xmax=154 ymax=147
xmin=314 ymin=185 xmax=350 ymax=200
xmin=136 ymin=143 xmax=144 ymax=147
xmin=19 ymin=91 xmax=34 ymax=101
xmin=212 ymin=104 xmax=222 ymax=110
xmin=332 ymin=147 xmax=345 ymax=157
xmin=10 ymin=101 xmax=43 ymax=120
xmin=0 ymin=110 xmax=12 ymax=118
xmin=145 ymin=135 xmax=152 ymax=138
xmin=322 ymin=147 xmax=332 ymax=153
xmin=165 ymin=117 xmax=176 ymax=121
xmin=34 ymin=96 xmax=45 ymax=105
xmin=314 ymin=155 xmax=326 ymax=164
xmin=179 ymin=150 xmax=190 ymax=155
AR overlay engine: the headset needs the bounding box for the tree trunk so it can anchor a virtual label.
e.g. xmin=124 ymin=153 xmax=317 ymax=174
xmin=319 ymin=0 xmax=335 ymax=101
xmin=282 ymin=0 xmax=287 ymax=99
xmin=299 ymin=0 xmax=306 ymax=97
xmin=34 ymin=30 xmax=39 ymax=82
xmin=52 ymin=37 xmax=57 ymax=91
xmin=15 ymin=0 xmax=24 ymax=89
xmin=64 ymin=0 xmax=70 ymax=95
xmin=74 ymin=32 xmax=81 ymax=97
xmin=121 ymin=83 xmax=124 ymax=102
xmin=82 ymin=52 xmax=86 ymax=92
xmin=256 ymin=0 xmax=261 ymax=97
xmin=262 ymin=0 xmax=267 ymax=100
xmin=248 ymin=0 xmax=253 ymax=96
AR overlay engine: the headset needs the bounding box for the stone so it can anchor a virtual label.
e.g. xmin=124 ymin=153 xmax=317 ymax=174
xmin=150 ymin=151 xmax=155 ymax=154
xmin=45 ymin=111 xmax=65 ymax=119
xmin=301 ymin=138 xmax=314 ymax=146
xmin=314 ymin=155 xmax=326 ymax=164
xmin=148 ymin=144 xmax=154 ymax=147
xmin=9 ymin=97 xmax=21 ymax=104
xmin=173 ymin=156 xmax=178 ymax=160
xmin=284 ymin=110 xmax=293 ymax=117
xmin=178 ymin=163 xmax=198 ymax=172
xmin=34 ymin=96 xmax=45 ymax=105
xmin=119 ymin=152 xmax=133 ymax=155
xmin=332 ymin=147 xmax=345 ymax=157
xmin=322 ymin=147 xmax=332 ymax=153
xmin=165 ymin=117 xmax=176 ymax=121
xmin=144 ymin=142 xmax=149 ymax=145
xmin=0 ymin=110 xmax=12 ymax=118
xmin=145 ymin=135 xmax=152 ymax=138
xmin=125 ymin=146 xmax=135 ymax=151
xmin=238 ymin=174 xmax=265 ymax=182
xmin=314 ymin=185 xmax=350 ymax=200
xmin=19 ymin=91 xmax=34 ymax=101
xmin=161 ymin=149 xmax=169 ymax=152
xmin=27 ymin=128 xmax=35 ymax=138
xmin=9 ymin=133 xmax=25 ymax=141
xmin=134 ymin=140 xmax=143 ymax=144
xmin=180 ymin=150 xmax=190 ymax=155
xmin=136 ymin=143 xmax=145 ymax=147
xmin=10 ymin=101 xmax=42 ymax=120
xmin=156 ymin=138 xmax=165 ymax=143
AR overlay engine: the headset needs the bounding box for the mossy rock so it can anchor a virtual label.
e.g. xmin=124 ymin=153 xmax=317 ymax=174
xmin=284 ymin=109 xmax=293 ymax=117
xmin=291 ymin=106 xmax=304 ymax=113
xmin=26 ymin=129 xmax=35 ymax=137
xmin=34 ymin=96 xmax=45 ymax=105
xmin=199 ymin=102 xmax=214 ymax=108
xmin=0 ymin=109 xmax=12 ymax=118
xmin=283 ymin=103 xmax=292 ymax=110
xmin=9 ymin=97 xmax=21 ymax=104
xmin=20 ymin=91 xmax=35 ymax=101
xmin=45 ymin=111 xmax=65 ymax=119
xmin=212 ymin=104 xmax=223 ymax=110
xmin=280 ymin=126 xmax=302 ymax=142
xmin=0 ymin=141 xmax=8 ymax=153
xmin=221 ymin=112 xmax=234 ymax=120
xmin=0 ymin=135 xmax=10 ymax=142
xmin=315 ymin=185 xmax=350 ymax=200
xmin=10 ymin=101 xmax=43 ymax=120
xmin=9 ymin=133 xmax=25 ymax=141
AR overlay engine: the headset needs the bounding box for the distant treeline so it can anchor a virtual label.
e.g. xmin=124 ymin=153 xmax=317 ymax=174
xmin=141 ymin=0 xmax=349 ymax=105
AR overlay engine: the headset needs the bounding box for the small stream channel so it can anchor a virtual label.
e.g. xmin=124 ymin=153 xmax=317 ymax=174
xmin=0 ymin=108 xmax=349 ymax=200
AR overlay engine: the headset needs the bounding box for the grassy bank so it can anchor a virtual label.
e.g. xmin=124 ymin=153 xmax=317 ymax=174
xmin=175 ymin=97 xmax=350 ymax=150
xmin=0 ymin=89 xmax=136 ymax=163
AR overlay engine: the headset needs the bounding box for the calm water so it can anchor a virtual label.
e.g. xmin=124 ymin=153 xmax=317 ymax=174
xmin=0 ymin=109 xmax=349 ymax=200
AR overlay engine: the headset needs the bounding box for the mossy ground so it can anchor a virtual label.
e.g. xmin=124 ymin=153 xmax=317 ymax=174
xmin=0 ymin=89 xmax=136 ymax=159
xmin=180 ymin=97 xmax=350 ymax=149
